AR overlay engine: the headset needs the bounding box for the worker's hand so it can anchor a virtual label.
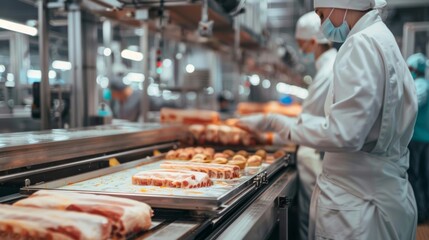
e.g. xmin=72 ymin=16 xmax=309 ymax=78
xmin=236 ymin=113 xmax=296 ymax=144
xmin=237 ymin=113 xmax=296 ymax=132
xmin=235 ymin=114 xmax=266 ymax=132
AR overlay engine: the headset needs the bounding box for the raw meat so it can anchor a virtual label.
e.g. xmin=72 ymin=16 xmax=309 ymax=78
xmin=160 ymin=161 xmax=240 ymax=179
xmin=0 ymin=204 xmax=111 ymax=240
xmin=132 ymin=169 xmax=213 ymax=188
xmin=13 ymin=190 xmax=153 ymax=238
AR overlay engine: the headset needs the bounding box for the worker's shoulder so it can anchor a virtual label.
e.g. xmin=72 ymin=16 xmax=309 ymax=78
xmin=353 ymin=21 xmax=394 ymax=47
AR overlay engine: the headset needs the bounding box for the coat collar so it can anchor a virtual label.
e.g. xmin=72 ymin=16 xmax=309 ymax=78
xmin=347 ymin=10 xmax=382 ymax=39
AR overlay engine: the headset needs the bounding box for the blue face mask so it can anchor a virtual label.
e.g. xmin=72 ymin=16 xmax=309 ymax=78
xmin=300 ymin=41 xmax=315 ymax=63
xmin=302 ymin=52 xmax=315 ymax=63
xmin=411 ymin=71 xmax=418 ymax=79
xmin=321 ymin=9 xmax=350 ymax=43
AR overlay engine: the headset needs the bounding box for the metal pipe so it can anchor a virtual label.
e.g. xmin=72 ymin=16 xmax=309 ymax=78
xmin=68 ymin=1 xmax=84 ymax=127
xmin=140 ymin=24 xmax=150 ymax=122
xmin=0 ymin=142 xmax=177 ymax=183
xmin=38 ymin=0 xmax=51 ymax=130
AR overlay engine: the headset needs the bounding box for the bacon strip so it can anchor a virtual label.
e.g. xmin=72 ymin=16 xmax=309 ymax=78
xmin=132 ymin=169 xmax=213 ymax=188
xmin=160 ymin=161 xmax=240 ymax=179
xmin=13 ymin=191 xmax=153 ymax=238
xmin=0 ymin=204 xmax=111 ymax=240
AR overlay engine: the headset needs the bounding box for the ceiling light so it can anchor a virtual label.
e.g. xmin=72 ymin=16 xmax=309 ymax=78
xmin=0 ymin=19 xmax=37 ymax=36
xmin=27 ymin=70 xmax=57 ymax=79
xmin=103 ymin=48 xmax=112 ymax=56
xmin=7 ymin=73 xmax=14 ymax=81
xmin=249 ymin=74 xmax=260 ymax=86
xmin=163 ymin=59 xmax=172 ymax=68
xmin=121 ymin=49 xmax=143 ymax=61
xmin=186 ymin=64 xmax=195 ymax=73
xmin=123 ymin=72 xmax=145 ymax=83
xmin=262 ymin=79 xmax=271 ymax=89
xmin=52 ymin=60 xmax=72 ymax=71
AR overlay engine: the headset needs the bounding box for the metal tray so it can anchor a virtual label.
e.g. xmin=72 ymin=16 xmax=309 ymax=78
xmin=21 ymin=154 xmax=287 ymax=212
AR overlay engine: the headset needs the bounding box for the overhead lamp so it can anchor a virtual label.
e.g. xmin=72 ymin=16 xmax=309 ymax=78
xmin=121 ymin=49 xmax=143 ymax=61
xmin=0 ymin=19 xmax=37 ymax=36
xmin=52 ymin=60 xmax=72 ymax=71
xmin=0 ymin=65 xmax=5 ymax=73
xmin=262 ymin=79 xmax=271 ymax=89
xmin=186 ymin=64 xmax=195 ymax=73
xmin=276 ymin=82 xmax=308 ymax=99
xmin=163 ymin=59 xmax=172 ymax=68
xmin=27 ymin=70 xmax=57 ymax=79
xmin=7 ymin=73 xmax=14 ymax=81
xmin=123 ymin=72 xmax=145 ymax=83
xmin=103 ymin=48 xmax=112 ymax=56
xmin=249 ymin=74 xmax=260 ymax=86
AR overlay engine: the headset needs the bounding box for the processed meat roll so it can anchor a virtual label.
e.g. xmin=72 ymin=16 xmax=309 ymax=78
xmin=160 ymin=161 xmax=240 ymax=179
xmin=0 ymin=204 xmax=112 ymax=240
xmin=132 ymin=169 xmax=212 ymax=188
xmin=13 ymin=190 xmax=153 ymax=238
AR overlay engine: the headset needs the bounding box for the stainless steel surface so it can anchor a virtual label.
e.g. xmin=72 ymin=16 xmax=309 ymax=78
xmin=0 ymin=142 xmax=176 ymax=183
xmin=21 ymin=153 xmax=287 ymax=211
xmin=0 ymin=123 xmax=184 ymax=171
xmin=215 ymin=168 xmax=298 ymax=240
xmin=142 ymin=220 xmax=201 ymax=240
xmin=38 ymin=0 xmax=51 ymax=130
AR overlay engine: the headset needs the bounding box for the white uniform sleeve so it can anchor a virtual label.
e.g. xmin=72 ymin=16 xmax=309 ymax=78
xmin=415 ymin=78 xmax=429 ymax=107
xmin=289 ymin=36 xmax=385 ymax=152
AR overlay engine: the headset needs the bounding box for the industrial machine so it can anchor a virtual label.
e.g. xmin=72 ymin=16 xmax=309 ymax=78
xmin=0 ymin=123 xmax=298 ymax=239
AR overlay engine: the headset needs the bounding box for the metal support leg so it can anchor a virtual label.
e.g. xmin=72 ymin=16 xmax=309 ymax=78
xmin=278 ymin=196 xmax=291 ymax=240
xmin=38 ymin=0 xmax=51 ymax=130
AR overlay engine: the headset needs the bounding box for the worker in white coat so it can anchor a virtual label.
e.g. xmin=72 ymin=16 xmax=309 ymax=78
xmin=294 ymin=11 xmax=337 ymax=240
xmin=237 ymin=0 xmax=418 ymax=239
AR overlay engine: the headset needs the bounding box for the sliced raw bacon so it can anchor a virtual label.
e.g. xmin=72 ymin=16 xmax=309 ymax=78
xmin=132 ymin=169 xmax=213 ymax=188
xmin=0 ymin=204 xmax=111 ymax=240
xmin=13 ymin=191 xmax=153 ymax=238
xmin=160 ymin=161 xmax=240 ymax=179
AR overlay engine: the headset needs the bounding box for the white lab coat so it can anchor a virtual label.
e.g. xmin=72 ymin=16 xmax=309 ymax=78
xmin=287 ymin=10 xmax=418 ymax=239
xmin=297 ymin=48 xmax=337 ymax=240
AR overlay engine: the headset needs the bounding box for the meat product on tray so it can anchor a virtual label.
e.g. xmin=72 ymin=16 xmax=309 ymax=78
xmin=0 ymin=204 xmax=111 ymax=240
xmin=160 ymin=161 xmax=240 ymax=179
xmin=132 ymin=169 xmax=213 ymax=188
xmin=13 ymin=190 xmax=153 ymax=238
xmin=160 ymin=108 xmax=220 ymax=124
xmin=187 ymin=124 xmax=257 ymax=146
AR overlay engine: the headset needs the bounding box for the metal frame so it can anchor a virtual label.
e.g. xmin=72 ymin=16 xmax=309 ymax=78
xmin=402 ymin=22 xmax=429 ymax=60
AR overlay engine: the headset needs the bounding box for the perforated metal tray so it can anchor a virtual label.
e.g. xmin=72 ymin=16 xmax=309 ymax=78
xmin=21 ymin=154 xmax=287 ymax=211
